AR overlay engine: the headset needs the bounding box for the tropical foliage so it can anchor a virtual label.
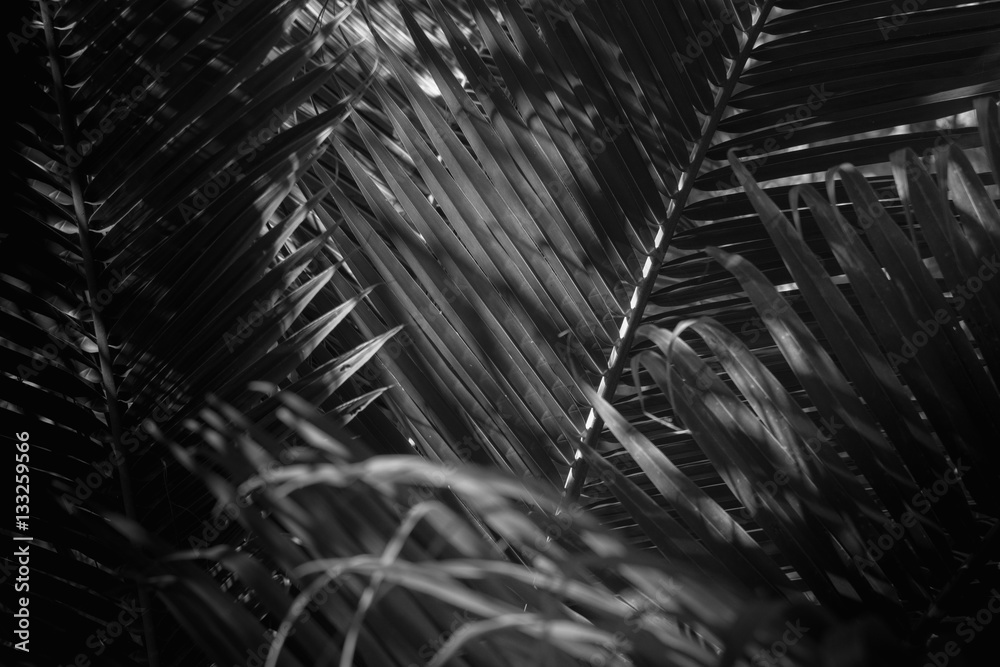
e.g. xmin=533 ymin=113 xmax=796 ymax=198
xmin=5 ymin=0 xmax=1000 ymax=666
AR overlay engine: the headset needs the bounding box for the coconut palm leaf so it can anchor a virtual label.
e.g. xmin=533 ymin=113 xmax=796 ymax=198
xmin=289 ymin=1 xmax=1000 ymax=662
xmin=8 ymin=0 xmax=1000 ymax=665
xmin=299 ymin=0 xmax=997 ymax=507
xmin=115 ymin=390 xmax=846 ymax=667
xmin=601 ymin=141 xmax=1000 ymax=662
xmin=5 ymin=1 xmax=401 ymax=664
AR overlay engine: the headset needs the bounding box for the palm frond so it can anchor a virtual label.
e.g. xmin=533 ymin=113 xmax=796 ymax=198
xmin=8 ymin=0 xmax=1000 ymax=665
xmin=597 ymin=139 xmax=999 ymax=660
xmin=6 ymin=1 xmax=401 ymax=664
xmin=118 ymin=391 xmax=849 ymax=667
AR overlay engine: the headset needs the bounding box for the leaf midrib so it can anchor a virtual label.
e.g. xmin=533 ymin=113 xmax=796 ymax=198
xmin=561 ymin=0 xmax=778 ymax=507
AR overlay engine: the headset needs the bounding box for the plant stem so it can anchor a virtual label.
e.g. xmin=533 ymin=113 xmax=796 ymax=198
xmin=37 ymin=3 xmax=159 ymax=665
xmin=561 ymin=1 xmax=777 ymax=508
